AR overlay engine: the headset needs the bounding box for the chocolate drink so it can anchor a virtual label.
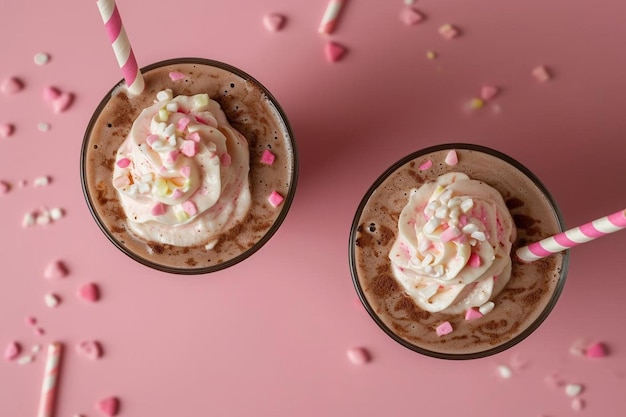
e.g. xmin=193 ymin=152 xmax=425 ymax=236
xmin=81 ymin=58 xmax=297 ymax=274
xmin=349 ymin=144 xmax=568 ymax=359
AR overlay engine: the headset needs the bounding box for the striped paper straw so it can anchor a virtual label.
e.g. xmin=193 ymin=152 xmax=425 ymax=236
xmin=96 ymin=0 xmax=145 ymax=95
xmin=516 ymin=208 xmax=626 ymax=262
xmin=37 ymin=342 xmax=63 ymax=417
xmin=318 ymin=0 xmax=346 ymax=35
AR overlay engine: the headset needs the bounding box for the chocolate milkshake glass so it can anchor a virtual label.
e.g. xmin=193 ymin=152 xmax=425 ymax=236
xmin=349 ymin=144 xmax=568 ymax=359
xmin=81 ymin=58 xmax=298 ymax=274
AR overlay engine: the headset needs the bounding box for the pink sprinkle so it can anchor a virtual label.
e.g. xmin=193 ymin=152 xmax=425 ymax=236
xmin=464 ymin=308 xmax=483 ymax=321
xmin=77 ymin=282 xmax=100 ymax=303
xmin=167 ymin=150 xmax=180 ymax=164
xmin=52 ymin=92 xmax=74 ymax=113
xmin=0 ymin=123 xmax=15 ymax=138
xmin=220 ymin=153 xmax=232 ymax=167
xmin=544 ymin=371 xmax=565 ymax=389
xmin=25 ymin=316 xmax=37 ymax=326
xmin=400 ymin=7 xmax=425 ymax=25
xmin=180 ymin=166 xmax=191 ymax=178
xmin=76 ymin=340 xmax=103 ymax=360
xmin=481 ymin=85 xmax=499 ymax=101
xmin=347 ymin=347 xmax=371 ymax=365
xmin=4 ymin=341 xmax=21 ymax=361
xmin=419 ymin=160 xmax=433 ymax=171
xmin=0 ymin=180 xmax=10 ymax=195
xmin=260 ymin=149 xmax=275 ymax=165
xmin=169 ymin=71 xmax=186 ymax=81
xmin=532 ymin=65 xmax=552 ymax=82
xmin=444 ymin=150 xmax=458 ymax=166
xmin=112 ymin=175 xmax=131 ymax=189
xmin=176 ymin=117 xmax=190 ymax=132
xmin=585 ymin=341 xmax=608 ymax=358
xmin=510 ymin=353 xmax=530 ymax=371
xmin=187 ymin=131 xmax=201 ymax=142
xmin=34 ymin=327 xmax=45 ymax=336
xmin=182 ymin=200 xmax=198 ymax=216
xmin=468 ymin=253 xmax=482 ymax=268
xmin=116 ymin=158 xmax=131 ymax=168
xmin=325 ymin=41 xmax=348 ymax=63
xmin=181 ymin=140 xmax=198 ymax=157
xmin=439 ymin=24 xmax=460 ymax=40
xmin=263 ymin=13 xmax=287 ymax=32
xmin=268 ymin=190 xmax=284 ymax=208
xmin=96 ymin=396 xmax=120 ymax=417
xmin=146 ymin=134 xmax=160 ymax=146
xmin=150 ymin=203 xmax=166 ymax=216
xmin=1 ymin=76 xmax=24 ymax=94
xmin=440 ymin=226 xmax=462 ymax=242
xmin=44 ymin=260 xmax=69 ymax=279
xmin=571 ymin=398 xmax=585 ymax=412
xmin=42 ymin=86 xmax=61 ymax=102
xmin=436 ymin=321 xmax=453 ymax=336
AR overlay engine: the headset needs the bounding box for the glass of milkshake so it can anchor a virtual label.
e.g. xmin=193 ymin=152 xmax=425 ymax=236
xmin=349 ymin=144 xmax=568 ymax=359
xmin=81 ymin=58 xmax=298 ymax=274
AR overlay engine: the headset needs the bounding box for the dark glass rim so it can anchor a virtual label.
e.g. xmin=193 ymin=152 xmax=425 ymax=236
xmin=348 ymin=143 xmax=569 ymax=360
xmin=80 ymin=57 xmax=298 ymax=275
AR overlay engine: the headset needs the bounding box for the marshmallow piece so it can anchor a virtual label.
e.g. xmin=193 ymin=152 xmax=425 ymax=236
xmin=532 ymin=65 xmax=551 ymax=82
xmin=4 ymin=341 xmax=21 ymax=361
xmin=324 ymin=41 xmax=348 ymax=63
xmin=400 ymin=8 xmax=425 ymax=26
xmin=268 ymin=190 xmax=284 ymax=208
xmin=263 ymin=13 xmax=287 ymax=32
xmin=464 ymin=308 xmax=483 ymax=321
xmin=44 ymin=293 xmax=61 ymax=308
xmin=96 ymin=396 xmax=120 ymax=417
xmin=52 ymin=92 xmax=74 ymax=113
xmin=1 ymin=76 xmax=24 ymax=94
xmin=150 ymin=203 xmax=166 ymax=216
xmin=497 ymin=365 xmax=513 ymax=379
xmin=585 ymin=341 xmax=608 ymax=358
xmin=565 ymin=383 xmax=583 ymax=397
xmin=260 ymin=149 xmax=275 ymax=165
xmin=42 ymin=86 xmax=61 ymax=102
xmin=347 ymin=347 xmax=371 ymax=365
xmin=436 ymin=321 xmax=453 ymax=336
xmin=77 ymin=282 xmax=100 ymax=303
xmin=479 ymin=301 xmax=495 ymax=315
xmin=419 ymin=160 xmax=433 ymax=171
xmin=439 ymin=24 xmax=460 ymax=39
xmin=445 ymin=150 xmax=458 ymax=166
xmin=76 ymin=340 xmax=103 ymax=360
xmin=481 ymin=85 xmax=499 ymax=101
xmin=34 ymin=52 xmax=50 ymax=65
xmin=0 ymin=123 xmax=15 ymax=138
xmin=44 ymin=260 xmax=69 ymax=279
xmin=169 ymin=71 xmax=186 ymax=81
xmin=182 ymin=200 xmax=198 ymax=216
xmin=180 ymin=140 xmax=198 ymax=157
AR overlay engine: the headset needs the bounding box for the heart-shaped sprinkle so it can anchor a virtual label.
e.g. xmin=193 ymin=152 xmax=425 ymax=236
xmin=481 ymin=85 xmax=499 ymax=101
xmin=324 ymin=41 xmax=348 ymax=63
xmin=96 ymin=396 xmax=120 ymax=416
xmin=263 ymin=13 xmax=286 ymax=32
xmin=76 ymin=340 xmax=103 ymax=360
xmin=44 ymin=260 xmax=69 ymax=279
xmin=42 ymin=86 xmax=61 ymax=102
xmin=585 ymin=341 xmax=608 ymax=358
xmin=4 ymin=341 xmax=21 ymax=361
xmin=1 ymin=77 xmax=24 ymax=94
xmin=0 ymin=123 xmax=15 ymax=138
xmin=565 ymin=383 xmax=583 ymax=397
xmin=400 ymin=7 xmax=425 ymax=25
xmin=52 ymin=92 xmax=74 ymax=113
xmin=347 ymin=347 xmax=371 ymax=365
xmin=44 ymin=293 xmax=61 ymax=308
xmin=77 ymin=282 xmax=100 ymax=303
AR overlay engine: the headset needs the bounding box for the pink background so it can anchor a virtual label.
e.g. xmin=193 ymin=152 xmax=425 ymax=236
xmin=1 ymin=0 xmax=625 ymax=416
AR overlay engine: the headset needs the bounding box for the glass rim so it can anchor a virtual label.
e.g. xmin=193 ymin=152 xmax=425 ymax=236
xmin=80 ymin=57 xmax=299 ymax=275
xmin=348 ymin=143 xmax=569 ymax=360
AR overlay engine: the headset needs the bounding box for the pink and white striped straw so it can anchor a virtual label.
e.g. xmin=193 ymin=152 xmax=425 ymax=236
xmin=318 ymin=0 xmax=347 ymax=35
xmin=516 ymin=208 xmax=626 ymax=262
xmin=96 ymin=0 xmax=144 ymax=95
xmin=37 ymin=342 xmax=63 ymax=417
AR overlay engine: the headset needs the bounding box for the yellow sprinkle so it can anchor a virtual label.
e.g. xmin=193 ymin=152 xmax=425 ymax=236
xmin=469 ymin=98 xmax=485 ymax=110
xmin=158 ymin=108 xmax=170 ymax=122
xmin=426 ymin=51 xmax=437 ymax=60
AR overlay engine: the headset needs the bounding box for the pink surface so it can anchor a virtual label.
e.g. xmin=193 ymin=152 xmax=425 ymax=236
xmin=1 ymin=0 xmax=625 ymax=416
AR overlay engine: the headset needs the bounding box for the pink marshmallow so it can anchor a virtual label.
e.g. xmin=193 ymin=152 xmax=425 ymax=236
xmin=146 ymin=134 xmax=160 ymax=146
xmin=468 ymin=253 xmax=481 ymax=268
xmin=1 ymin=76 xmax=24 ymax=94
xmin=52 ymin=92 xmax=74 ymax=113
xmin=440 ymin=226 xmax=462 ymax=242
xmin=0 ymin=123 xmax=15 ymax=138
xmin=44 ymin=260 xmax=69 ymax=279
xmin=186 ymin=131 xmax=201 ymax=142
xmin=481 ymin=85 xmax=499 ymax=101
xmin=167 ymin=150 xmax=179 ymax=164
xmin=419 ymin=160 xmax=433 ymax=171
xmin=445 ymin=150 xmax=458 ymax=166
xmin=436 ymin=321 xmax=453 ymax=336
xmin=400 ymin=7 xmax=424 ymax=25
xmin=585 ymin=342 xmax=608 ymax=358
xmin=169 ymin=71 xmax=186 ymax=81
xmin=532 ymin=65 xmax=551 ymax=82
xmin=464 ymin=308 xmax=483 ymax=321
xmin=116 ymin=158 xmax=131 ymax=168
xmin=260 ymin=149 xmax=275 ymax=165
xmin=182 ymin=200 xmax=198 ymax=216
xmin=180 ymin=140 xmax=198 ymax=157
xmin=176 ymin=117 xmax=190 ymax=132
xmin=42 ymin=86 xmax=61 ymax=102
xmin=268 ymin=190 xmax=284 ymax=208
xmin=180 ymin=166 xmax=191 ymax=178
xmin=263 ymin=13 xmax=287 ymax=32
xmin=151 ymin=203 xmax=166 ymax=216
xmin=325 ymin=41 xmax=348 ymax=63
xmin=171 ymin=189 xmax=184 ymax=199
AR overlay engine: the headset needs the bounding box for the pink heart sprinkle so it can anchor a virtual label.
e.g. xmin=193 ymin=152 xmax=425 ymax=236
xmin=44 ymin=260 xmax=69 ymax=279
xmin=52 ymin=92 xmax=74 ymax=113
xmin=4 ymin=341 xmax=20 ymax=361
xmin=76 ymin=340 xmax=103 ymax=360
xmin=324 ymin=41 xmax=348 ymax=63
xmin=96 ymin=396 xmax=120 ymax=417
xmin=268 ymin=190 xmax=284 ymax=208
xmin=468 ymin=253 xmax=482 ymax=268
xmin=181 ymin=140 xmax=198 ymax=157
xmin=585 ymin=342 xmax=608 ymax=358
xmin=0 ymin=123 xmax=15 ymax=138
xmin=186 ymin=131 xmax=201 ymax=142
xmin=347 ymin=347 xmax=371 ymax=365
xmin=1 ymin=76 xmax=24 ymax=94
xmin=42 ymin=86 xmax=61 ymax=102
xmin=445 ymin=150 xmax=459 ymax=166
xmin=77 ymin=282 xmax=100 ymax=303
xmin=263 ymin=13 xmax=287 ymax=32
xmin=400 ymin=7 xmax=425 ymax=26
xmin=182 ymin=200 xmax=198 ymax=216
xmin=169 ymin=71 xmax=185 ymax=81
xmin=481 ymin=85 xmax=499 ymax=101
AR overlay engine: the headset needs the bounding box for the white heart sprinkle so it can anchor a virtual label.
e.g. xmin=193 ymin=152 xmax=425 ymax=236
xmin=34 ymin=52 xmax=50 ymax=65
xmin=44 ymin=293 xmax=60 ymax=308
xmin=565 ymin=383 xmax=583 ymax=397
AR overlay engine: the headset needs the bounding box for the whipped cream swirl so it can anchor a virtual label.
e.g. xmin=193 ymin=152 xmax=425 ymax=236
xmin=389 ymin=172 xmax=516 ymax=314
xmin=112 ymin=89 xmax=251 ymax=248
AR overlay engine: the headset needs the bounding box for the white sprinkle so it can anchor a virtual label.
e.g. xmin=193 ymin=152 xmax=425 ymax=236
xmin=31 ymin=344 xmax=41 ymax=354
xmin=34 ymin=52 xmax=50 ymax=65
xmin=37 ymin=122 xmax=51 ymax=132
xmin=49 ymin=207 xmax=64 ymax=220
xmin=17 ymin=354 xmax=34 ymax=365
xmin=460 ymin=198 xmax=474 ymax=213
xmin=22 ymin=212 xmax=36 ymax=227
xmin=35 ymin=211 xmax=51 ymax=226
xmin=479 ymin=301 xmax=495 ymax=315
xmin=33 ymin=176 xmax=51 ymax=187
xmin=565 ymin=383 xmax=583 ymax=397
xmin=497 ymin=365 xmax=512 ymax=379
xmin=44 ymin=293 xmax=60 ymax=308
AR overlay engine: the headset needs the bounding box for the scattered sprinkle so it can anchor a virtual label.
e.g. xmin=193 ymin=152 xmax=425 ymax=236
xmin=25 ymin=316 xmax=37 ymax=326
xmin=0 ymin=180 xmax=10 ymax=195
xmin=584 ymin=341 xmax=608 ymax=358
xmin=426 ymin=50 xmax=437 ymax=60
xmin=418 ymin=160 xmax=433 ymax=171
xmin=571 ymin=397 xmax=585 ymax=412
xmin=479 ymin=301 xmax=495 ymax=315
xmin=44 ymin=293 xmax=61 ymax=308
xmin=436 ymin=321 xmax=453 ymax=336
xmin=76 ymin=340 xmax=103 ymax=360
xmin=444 ymin=150 xmax=458 ymax=166
xmin=565 ymin=383 xmax=583 ymax=397
xmin=38 ymin=122 xmax=51 ymax=132
xmin=532 ymin=65 xmax=552 ymax=82
xmin=17 ymin=354 xmax=34 ymax=365
xmin=34 ymin=327 xmax=45 ymax=336
xmin=4 ymin=341 xmax=21 ymax=361
xmin=268 ymin=190 xmax=284 ymax=208
xmin=34 ymin=52 xmax=51 ymax=65
xmin=464 ymin=308 xmax=483 ymax=321
xmin=42 ymin=86 xmax=61 ymax=102
xmin=400 ymin=7 xmax=425 ymax=26
xmin=263 ymin=13 xmax=287 ymax=32
xmin=168 ymin=71 xmax=186 ymax=81
xmin=1 ymin=76 xmax=24 ymax=94
xmin=497 ymin=364 xmax=513 ymax=379
xmin=469 ymin=98 xmax=485 ymax=110
xmin=44 ymin=260 xmax=69 ymax=279
xmin=0 ymin=123 xmax=15 ymax=138
xmin=510 ymin=353 xmax=530 ymax=371
xmin=481 ymin=85 xmax=499 ymax=101
xmin=49 ymin=207 xmax=64 ymax=220
xmin=22 ymin=212 xmax=36 ymax=228
xmin=439 ymin=24 xmax=460 ymax=40
xmin=347 ymin=347 xmax=371 ymax=365
xmin=260 ymin=149 xmax=276 ymax=165
xmin=52 ymin=92 xmax=74 ymax=113
xmin=31 ymin=344 xmax=41 ymax=354
xmin=96 ymin=396 xmax=120 ymax=417
xmin=570 ymin=338 xmax=587 ymax=356
xmin=77 ymin=282 xmax=100 ymax=303
xmin=324 ymin=41 xmax=348 ymax=63
xmin=33 ymin=176 xmax=51 ymax=187
xmin=404 ymin=0 xmax=416 ymax=4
